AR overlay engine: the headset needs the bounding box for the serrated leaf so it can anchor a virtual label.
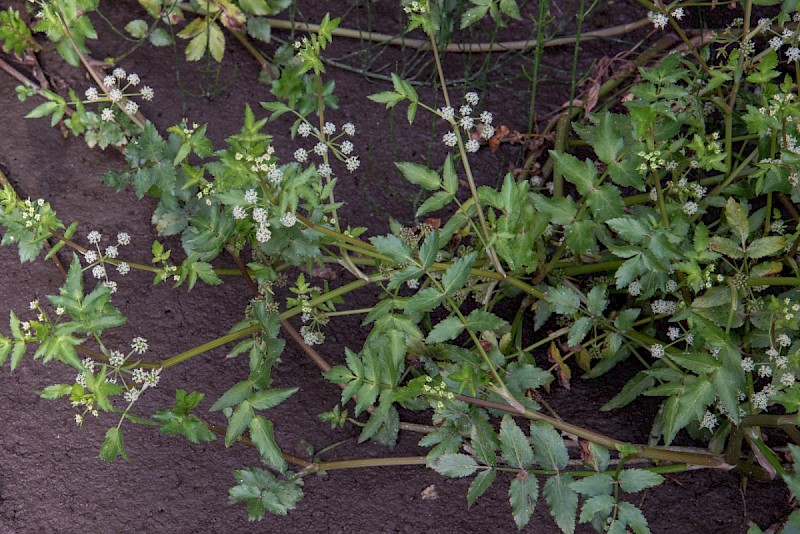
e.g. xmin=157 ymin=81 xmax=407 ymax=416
xmin=579 ymin=494 xmax=616 ymax=523
xmin=725 ymin=197 xmax=750 ymax=243
xmin=618 ymin=468 xmax=664 ymax=493
xmin=418 ymin=230 xmax=439 ymax=269
xmin=395 ymin=162 xmax=440 ymax=190
xmin=709 ymin=236 xmax=745 ymax=258
xmin=416 ymin=191 xmax=454 ymax=217
xmin=570 ymin=473 xmax=614 ymax=496
xmin=225 ymin=400 xmax=254 ymax=446
xmin=468 ymin=469 xmax=496 ymax=507
xmin=443 ymin=154 xmax=458 ymax=194
xmin=509 ymin=473 xmax=539 ymax=530
xmin=530 ymin=194 xmax=577 ymax=225
xmin=431 ymin=453 xmax=479 ymax=477
xmin=404 ymin=287 xmax=443 ymax=315
xmin=546 ymin=286 xmax=580 ymax=315
xmin=210 ymin=380 xmax=254 ymax=411
xmin=617 ymin=501 xmax=651 ymax=534
xmin=464 ymin=309 xmax=509 ymax=332
xmin=249 ymin=415 xmax=286 ymax=472
xmin=426 ymin=316 xmax=465 ymax=343
xmin=568 ymin=317 xmax=592 ymax=347
xmin=666 ymin=352 xmax=721 ymax=374
xmin=499 ymin=415 xmax=533 ymax=468
xmin=124 ymin=19 xmax=148 ymax=38
xmin=367 ymin=91 xmax=405 ymax=108
xmin=587 ymin=184 xmax=625 ymax=222
xmin=543 ymin=474 xmax=578 ymax=534
xmin=370 ymin=234 xmax=412 ymax=263
xmin=99 ymin=427 xmax=129 ymax=462
xmin=606 ymin=217 xmax=647 ymax=244
xmin=442 ymin=252 xmax=475 ymax=295
xmin=470 ymin=417 xmax=499 ymax=466
xmin=248 ymin=387 xmax=298 ymax=410
xmin=460 ymin=5 xmax=490 ymax=28
xmin=550 ymin=151 xmax=596 ymax=195
xmin=747 ymin=236 xmax=785 ymax=259
xmin=39 ymin=384 xmax=72 ymax=400
xmin=529 ymin=421 xmax=569 ymax=471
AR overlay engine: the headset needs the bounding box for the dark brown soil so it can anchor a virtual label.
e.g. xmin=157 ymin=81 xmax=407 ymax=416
xmin=0 ymin=1 xmax=793 ymax=532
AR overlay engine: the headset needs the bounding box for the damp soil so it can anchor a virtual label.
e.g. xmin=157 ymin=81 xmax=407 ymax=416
xmin=0 ymin=1 xmax=793 ymax=533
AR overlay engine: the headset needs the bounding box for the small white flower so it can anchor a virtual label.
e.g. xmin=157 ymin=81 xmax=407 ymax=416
xmin=117 ymin=262 xmax=130 ymax=275
xmin=113 ymin=67 xmax=126 ymax=79
xmin=459 ymin=104 xmax=473 ymax=116
xmin=105 ymin=245 xmax=118 ymax=258
xmin=124 ymin=101 xmax=139 ymax=114
xmin=83 ymin=250 xmax=98 ymax=264
xmin=439 ymin=106 xmax=455 ymax=122
xmin=322 ymin=122 xmax=336 ymax=135
xmin=480 ymin=111 xmax=493 ymax=125
xmin=131 ymin=336 xmax=148 ymax=354
xmin=781 ymin=373 xmax=796 ymax=387
xmin=340 ymin=140 xmax=354 ymax=155
xmin=667 ymin=326 xmax=680 ymax=341
xmin=787 ymin=47 xmax=800 ymax=62
xmin=55 ymin=306 xmax=65 ymax=316
xmin=683 ymin=201 xmax=698 ymax=215
xmin=294 ymin=148 xmax=308 ymax=163
xmin=665 ymin=279 xmax=678 ymax=292
xmin=87 ymin=230 xmax=102 ymax=244
xmin=671 ymin=7 xmax=685 ymax=20
xmin=256 ymin=225 xmax=272 ymax=243
xmin=109 ymin=351 xmax=125 ymax=367
xmin=244 ymin=189 xmax=258 ymax=204
xmin=297 ymin=122 xmax=312 ymax=137
xmin=770 ymin=36 xmax=784 ymax=50
xmin=281 ymin=212 xmax=297 ymax=228
xmin=481 ymin=125 xmax=495 ymax=140
xmin=465 ymin=139 xmax=480 ymax=153
xmin=648 ymin=11 xmax=669 ymax=30
xmin=85 ymin=87 xmax=99 ymax=101
xmin=317 ymin=163 xmax=332 ymax=178
xmin=459 ymin=115 xmax=474 ymax=130
xmin=346 ymin=156 xmax=360 ymax=172
xmin=342 ymin=122 xmax=356 ymax=136
xmin=92 ymin=265 xmax=106 ymax=279
xmin=109 ymin=88 xmax=122 ymax=103
xmin=252 ymin=207 xmax=268 ymax=223
xmin=140 ymin=86 xmax=154 ymax=101
xmin=313 ymin=142 xmax=328 ymax=156
xmin=406 ymin=279 xmax=419 ymax=290
xmin=103 ymin=280 xmax=117 ymax=294
xmin=117 ymin=232 xmax=130 ymax=246
xmin=101 ymin=108 xmax=114 ymax=122
xmin=700 ymin=410 xmax=717 ymax=430
xmin=628 ymin=280 xmax=642 ymax=296
xmin=650 ymin=344 xmax=665 ymax=358
xmin=103 ymin=75 xmax=116 ymax=88
xmin=233 ymin=206 xmax=247 ymax=220
xmin=124 ymin=388 xmax=140 ymax=403
xmin=741 ymin=357 xmax=755 ymax=371
xmin=442 ymin=131 xmax=458 ymax=147
xmin=127 ymin=73 xmax=140 ymax=86
xmin=758 ymin=365 xmax=772 ymax=378
xmin=464 ymin=91 xmax=479 ymax=106
xmin=778 ymin=334 xmax=792 ymax=347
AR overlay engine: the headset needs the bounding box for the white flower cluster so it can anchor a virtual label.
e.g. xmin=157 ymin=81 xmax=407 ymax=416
xmin=84 ymin=67 xmax=154 ymax=123
xmin=292 ymin=120 xmax=360 ymax=174
xmin=231 ymin=189 xmax=275 ymax=244
xmin=439 ymin=92 xmax=494 ymax=153
xmin=82 ymin=230 xmax=133 ymax=293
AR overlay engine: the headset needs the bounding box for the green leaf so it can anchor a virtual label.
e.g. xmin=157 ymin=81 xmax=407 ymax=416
xmin=247 ymin=17 xmax=272 ymax=43
xmin=39 ymin=383 xmax=72 ymax=400
xmin=546 ymin=286 xmax=580 ymax=315
xmin=725 ymin=197 xmax=750 ymax=243
xmin=709 ymin=236 xmax=745 ymax=258
xmin=499 ymin=415 xmax=534 ymax=469
xmin=464 ymin=309 xmax=509 ymax=332
xmin=370 ymin=234 xmax=412 ymax=263
xmin=499 ymin=0 xmax=522 ymax=19
xmin=99 ymin=427 xmax=129 ymax=462
xmin=431 ymin=453 xmax=479 ymax=477
xmin=568 ymin=317 xmax=592 ymax=347
xmin=367 ymin=91 xmax=405 ymax=108
xmin=416 ymin=191 xmax=454 ymax=217
xmin=210 ymin=380 xmax=254 ymax=411
xmin=616 ymin=501 xmax=651 ymax=534
xmin=248 ymin=387 xmax=298 ymax=410
xmin=579 ymin=494 xmax=616 ymax=524
xmin=148 ymin=27 xmax=173 ymax=46
xmin=443 ymin=154 xmax=458 ymax=194
xmin=249 ymin=415 xmax=286 ymax=472
xmin=747 ymin=236 xmax=786 ymax=259
xmin=570 ymin=473 xmax=614 ymax=496
xmin=592 ymin=112 xmax=625 ymax=164
xmin=586 ymin=285 xmax=608 ymax=316
xmin=124 ymin=19 xmax=148 ymax=38
xmin=509 ymin=473 xmax=539 ymax=530
xmin=442 ymin=252 xmax=476 ymax=295
xmin=666 ymin=352 xmax=721 ymax=374
xmin=531 ymin=194 xmax=577 ymax=225
xmin=225 ymin=400 xmax=254 ymax=446
xmin=460 ymin=5 xmax=490 ymax=28
xmin=587 ymin=184 xmax=625 ymax=222
xmin=395 ymin=162 xmax=440 ymax=190
xmin=617 ymin=468 xmax=664 ymax=493
xmin=418 ymin=230 xmax=439 ymax=269
xmin=662 ymin=378 xmax=716 ymax=444
xmin=426 ymin=316 xmax=465 ymax=343
xmin=550 ymin=151 xmax=596 ymax=195
xmin=468 ymin=469 xmax=496 ymax=507
xmin=543 ymin=474 xmax=578 ymax=534
xmin=607 ymin=217 xmax=648 ymax=244
xmin=229 ymin=467 xmax=303 ymax=520
xmin=529 ymin=421 xmax=569 ymax=470
xmin=403 ymin=287 xmax=443 ymax=315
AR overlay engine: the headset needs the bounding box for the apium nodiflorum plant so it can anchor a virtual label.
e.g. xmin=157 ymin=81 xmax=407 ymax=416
xmin=3 ymin=0 xmax=800 ymax=531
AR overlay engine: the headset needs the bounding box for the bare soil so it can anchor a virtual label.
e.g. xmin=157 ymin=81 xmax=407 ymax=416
xmin=0 ymin=1 xmax=792 ymax=532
